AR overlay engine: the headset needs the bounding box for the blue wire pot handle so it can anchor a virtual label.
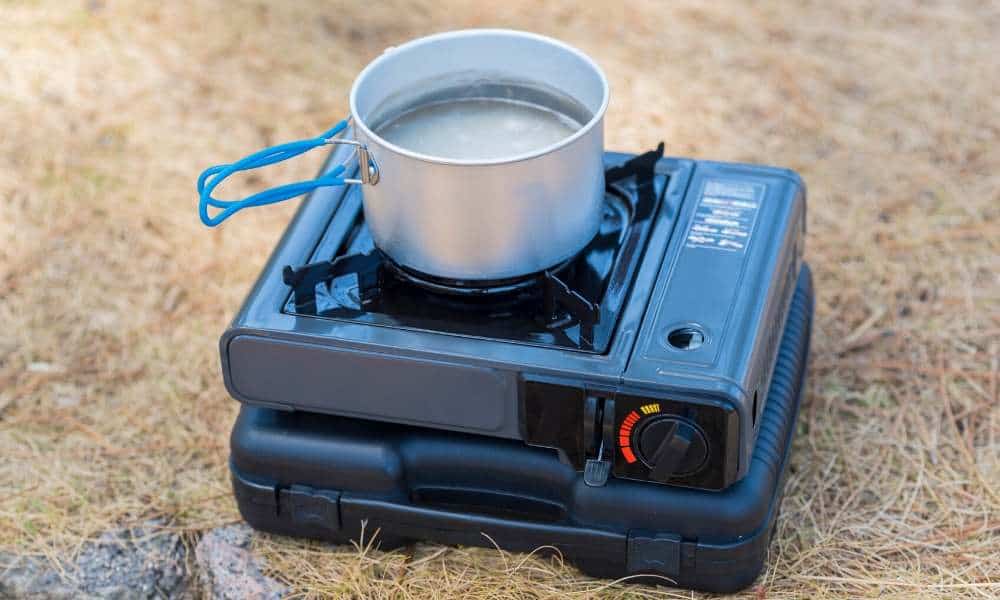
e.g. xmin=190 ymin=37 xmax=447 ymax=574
xmin=196 ymin=118 xmax=379 ymax=227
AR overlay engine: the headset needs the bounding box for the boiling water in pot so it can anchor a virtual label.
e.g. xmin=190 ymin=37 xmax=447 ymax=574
xmin=371 ymin=81 xmax=592 ymax=161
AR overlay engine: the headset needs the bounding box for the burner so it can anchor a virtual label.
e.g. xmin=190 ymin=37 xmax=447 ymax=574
xmin=381 ymin=254 xmax=576 ymax=297
xmin=282 ymin=146 xmax=665 ymax=353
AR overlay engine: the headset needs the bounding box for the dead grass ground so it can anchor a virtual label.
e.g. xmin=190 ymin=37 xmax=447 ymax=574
xmin=1 ymin=1 xmax=997 ymax=598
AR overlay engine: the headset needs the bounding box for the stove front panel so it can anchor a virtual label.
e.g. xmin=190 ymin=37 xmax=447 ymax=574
xmin=226 ymin=334 xmax=522 ymax=438
xmin=609 ymin=391 xmax=738 ymax=490
xmin=519 ymin=377 xmax=738 ymax=491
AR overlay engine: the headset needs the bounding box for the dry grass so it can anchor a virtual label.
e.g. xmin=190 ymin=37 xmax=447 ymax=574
xmin=1 ymin=1 xmax=997 ymax=598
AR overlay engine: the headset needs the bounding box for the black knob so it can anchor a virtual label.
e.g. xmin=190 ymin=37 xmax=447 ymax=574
xmin=636 ymin=417 xmax=709 ymax=482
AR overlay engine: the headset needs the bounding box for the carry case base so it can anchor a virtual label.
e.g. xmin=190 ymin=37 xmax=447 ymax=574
xmin=230 ymin=266 xmax=813 ymax=593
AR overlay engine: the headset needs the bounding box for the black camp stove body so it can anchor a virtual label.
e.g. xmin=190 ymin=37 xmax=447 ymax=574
xmin=220 ymin=147 xmax=806 ymax=492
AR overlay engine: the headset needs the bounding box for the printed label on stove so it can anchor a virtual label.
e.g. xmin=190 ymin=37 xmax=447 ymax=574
xmin=684 ymin=179 xmax=764 ymax=253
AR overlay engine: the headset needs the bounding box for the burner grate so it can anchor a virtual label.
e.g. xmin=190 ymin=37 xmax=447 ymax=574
xmin=282 ymin=145 xmax=665 ymax=353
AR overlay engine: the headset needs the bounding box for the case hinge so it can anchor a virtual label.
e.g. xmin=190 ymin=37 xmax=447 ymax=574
xmin=626 ymin=530 xmax=697 ymax=578
xmin=277 ymin=485 xmax=342 ymax=534
xmin=232 ymin=474 xmax=278 ymax=513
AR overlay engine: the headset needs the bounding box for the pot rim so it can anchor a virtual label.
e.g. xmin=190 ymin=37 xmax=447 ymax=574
xmin=348 ymin=28 xmax=610 ymax=167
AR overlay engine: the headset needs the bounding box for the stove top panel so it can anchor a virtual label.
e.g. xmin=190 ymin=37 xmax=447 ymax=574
xmin=280 ymin=151 xmax=668 ymax=354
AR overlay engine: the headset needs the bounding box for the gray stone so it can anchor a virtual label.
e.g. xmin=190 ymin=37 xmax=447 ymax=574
xmin=0 ymin=554 xmax=79 ymax=599
xmin=195 ymin=524 xmax=285 ymax=600
xmin=0 ymin=521 xmax=189 ymax=599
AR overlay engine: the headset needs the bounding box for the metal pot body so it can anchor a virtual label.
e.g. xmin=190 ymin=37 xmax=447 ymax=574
xmin=349 ymin=30 xmax=609 ymax=282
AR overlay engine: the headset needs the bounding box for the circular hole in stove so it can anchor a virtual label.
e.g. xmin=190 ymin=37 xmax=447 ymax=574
xmin=667 ymin=326 xmax=705 ymax=350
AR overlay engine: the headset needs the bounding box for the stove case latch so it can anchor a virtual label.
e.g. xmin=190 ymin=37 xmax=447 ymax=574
xmin=278 ymin=485 xmax=342 ymax=534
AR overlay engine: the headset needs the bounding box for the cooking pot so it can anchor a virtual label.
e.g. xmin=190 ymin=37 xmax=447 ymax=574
xmin=197 ymin=29 xmax=610 ymax=282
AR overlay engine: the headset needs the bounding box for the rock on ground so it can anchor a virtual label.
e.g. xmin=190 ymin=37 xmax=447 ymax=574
xmin=0 ymin=521 xmax=189 ymax=599
xmin=195 ymin=524 xmax=285 ymax=600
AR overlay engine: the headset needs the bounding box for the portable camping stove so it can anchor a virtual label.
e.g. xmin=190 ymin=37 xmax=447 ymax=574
xmin=220 ymin=143 xmax=807 ymax=493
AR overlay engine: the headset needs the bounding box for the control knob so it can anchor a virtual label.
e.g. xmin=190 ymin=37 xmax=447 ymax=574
xmin=635 ymin=417 xmax=709 ymax=482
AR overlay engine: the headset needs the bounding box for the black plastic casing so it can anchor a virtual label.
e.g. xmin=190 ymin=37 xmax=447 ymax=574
xmin=219 ymin=149 xmax=806 ymax=491
xmin=229 ymin=265 xmax=812 ymax=593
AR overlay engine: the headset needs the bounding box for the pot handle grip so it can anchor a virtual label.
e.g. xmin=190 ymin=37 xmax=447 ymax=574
xmin=196 ymin=119 xmax=378 ymax=227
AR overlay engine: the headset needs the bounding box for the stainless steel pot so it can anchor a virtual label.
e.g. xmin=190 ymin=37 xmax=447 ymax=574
xmin=198 ymin=29 xmax=609 ymax=282
xmin=350 ymin=29 xmax=609 ymax=281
